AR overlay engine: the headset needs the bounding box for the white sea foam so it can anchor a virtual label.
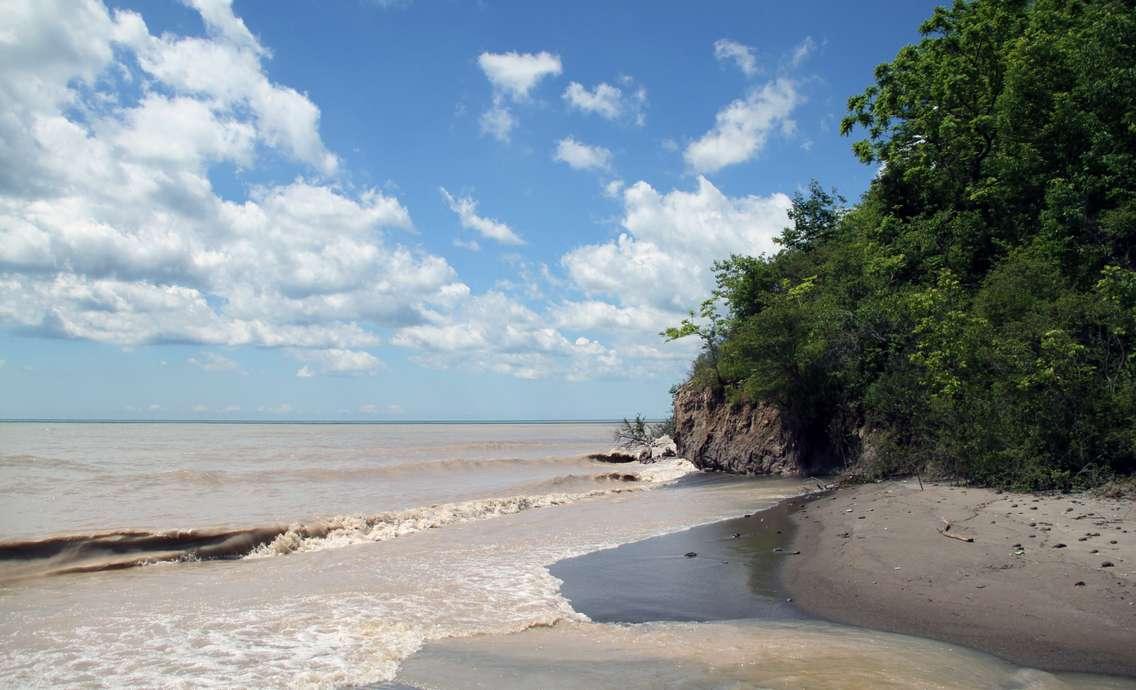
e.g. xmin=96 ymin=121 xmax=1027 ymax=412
xmin=3 ymin=424 xmax=821 ymax=689
xmin=247 ymin=458 xmax=697 ymax=558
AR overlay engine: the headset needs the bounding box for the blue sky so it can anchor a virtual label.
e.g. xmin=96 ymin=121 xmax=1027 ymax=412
xmin=0 ymin=0 xmax=941 ymax=420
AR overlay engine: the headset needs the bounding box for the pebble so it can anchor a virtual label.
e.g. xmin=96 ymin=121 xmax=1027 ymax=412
xmin=684 ymin=552 xmax=697 ymax=558
xmin=1102 ymin=561 xmax=1115 ymax=568
xmin=1053 ymin=543 xmax=1067 ymax=549
xmin=1075 ymin=581 xmax=1086 ymax=587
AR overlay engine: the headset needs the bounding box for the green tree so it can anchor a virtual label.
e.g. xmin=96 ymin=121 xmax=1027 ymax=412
xmin=669 ymin=0 xmax=1136 ymax=490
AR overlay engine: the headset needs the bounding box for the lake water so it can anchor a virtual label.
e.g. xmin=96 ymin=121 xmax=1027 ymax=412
xmin=1 ymin=422 xmax=1129 ymax=688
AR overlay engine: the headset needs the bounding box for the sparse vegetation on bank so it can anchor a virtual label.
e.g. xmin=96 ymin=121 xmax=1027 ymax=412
xmin=613 ymin=414 xmax=675 ymax=448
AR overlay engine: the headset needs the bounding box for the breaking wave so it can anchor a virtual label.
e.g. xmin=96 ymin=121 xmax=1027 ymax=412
xmin=0 ymin=459 xmax=696 ymax=582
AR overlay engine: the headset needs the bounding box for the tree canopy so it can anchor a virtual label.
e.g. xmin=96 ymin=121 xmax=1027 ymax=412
xmin=669 ymin=0 xmax=1136 ymax=490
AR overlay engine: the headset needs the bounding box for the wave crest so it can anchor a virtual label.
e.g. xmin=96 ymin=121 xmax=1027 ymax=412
xmin=0 ymin=459 xmax=697 ymax=580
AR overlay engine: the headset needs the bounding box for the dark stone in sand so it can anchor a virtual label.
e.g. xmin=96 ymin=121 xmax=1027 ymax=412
xmin=684 ymin=552 xmax=698 ymax=558
xmin=587 ymin=452 xmax=640 ymax=464
xmin=1102 ymin=562 xmax=1115 ymax=568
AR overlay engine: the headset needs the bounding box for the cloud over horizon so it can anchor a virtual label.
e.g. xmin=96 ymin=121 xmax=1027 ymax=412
xmin=0 ymin=0 xmax=458 ymax=372
xmin=0 ymin=0 xmax=835 ymax=412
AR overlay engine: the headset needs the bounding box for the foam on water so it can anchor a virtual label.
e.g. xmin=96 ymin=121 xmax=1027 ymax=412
xmin=1 ymin=463 xmax=800 ymax=688
xmin=246 ymin=460 xmax=695 ymax=558
xmin=3 ymin=424 xmax=1129 ymax=689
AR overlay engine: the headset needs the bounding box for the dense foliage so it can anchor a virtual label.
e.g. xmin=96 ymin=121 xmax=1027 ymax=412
xmin=668 ymin=0 xmax=1136 ymax=490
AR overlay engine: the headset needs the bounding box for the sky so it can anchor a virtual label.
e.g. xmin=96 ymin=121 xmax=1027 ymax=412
xmin=0 ymin=0 xmax=942 ymax=421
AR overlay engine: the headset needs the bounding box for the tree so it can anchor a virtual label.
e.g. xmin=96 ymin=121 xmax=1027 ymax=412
xmin=668 ymin=0 xmax=1136 ymax=490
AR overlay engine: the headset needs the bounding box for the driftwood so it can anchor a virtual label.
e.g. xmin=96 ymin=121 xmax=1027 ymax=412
xmin=938 ymin=518 xmax=974 ymax=543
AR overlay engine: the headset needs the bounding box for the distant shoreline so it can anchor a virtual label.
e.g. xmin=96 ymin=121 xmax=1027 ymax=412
xmin=0 ymin=418 xmax=649 ymax=425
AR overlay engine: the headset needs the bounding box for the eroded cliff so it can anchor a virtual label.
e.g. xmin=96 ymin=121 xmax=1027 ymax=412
xmin=672 ymin=385 xmax=839 ymax=476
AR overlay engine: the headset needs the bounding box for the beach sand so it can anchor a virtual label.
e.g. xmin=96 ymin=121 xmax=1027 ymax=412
xmin=394 ymin=481 xmax=1135 ymax=688
xmin=783 ymin=481 xmax=1136 ymax=676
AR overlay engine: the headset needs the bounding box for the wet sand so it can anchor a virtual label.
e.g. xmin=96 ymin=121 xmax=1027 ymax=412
xmin=394 ymin=484 xmax=1135 ymax=689
xmin=783 ymin=481 xmax=1136 ymax=677
xmin=550 ymin=498 xmax=805 ymax=623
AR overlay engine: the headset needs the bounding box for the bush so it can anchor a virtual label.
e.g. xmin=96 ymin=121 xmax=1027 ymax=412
xmin=614 ymin=414 xmax=674 ymax=448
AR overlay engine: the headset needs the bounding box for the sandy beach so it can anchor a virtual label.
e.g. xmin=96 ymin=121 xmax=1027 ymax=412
xmin=425 ymin=477 xmax=1136 ymax=689
xmin=783 ymin=481 xmax=1136 ymax=676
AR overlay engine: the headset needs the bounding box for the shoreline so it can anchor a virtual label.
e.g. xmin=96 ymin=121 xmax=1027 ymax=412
xmin=782 ymin=480 xmax=1136 ymax=677
xmin=550 ymin=492 xmax=807 ymax=623
xmin=550 ymin=475 xmax=1135 ymax=679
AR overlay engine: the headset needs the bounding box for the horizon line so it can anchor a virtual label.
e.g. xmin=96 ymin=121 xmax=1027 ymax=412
xmin=0 ymin=417 xmax=661 ymax=425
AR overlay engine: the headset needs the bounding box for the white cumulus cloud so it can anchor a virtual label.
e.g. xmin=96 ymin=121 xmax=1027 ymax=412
xmin=684 ymin=78 xmax=800 ymax=173
xmin=713 ymin=38 xmax=759 ymax=77
xmin=790 ymin=36 xmax=817 ymax=67
xmin=479 ymin=99 xmax=517 ymax=142
xmin=439 ymin=188 xmax=524 ymax=245
xmin=554 ymin=137 xmax=613 ymax=172
xmin=562 ymin=78 xmax=647 ymax=124
xmin=0 ymin=0 xmax=467 ymax=356
xmin=476 ymin=51 xmax=561 ymax=143
xmin=563 ymin=176 xmax=790 ymax=313
xmin=292 ymin=348 xmax=382 ymax=377
xmin=477 ymin=51 xmax=562 ymax=101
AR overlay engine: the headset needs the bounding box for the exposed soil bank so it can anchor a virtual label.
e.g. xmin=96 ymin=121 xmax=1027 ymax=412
xmin=783 ymin=481 xmax=1136 ymax=677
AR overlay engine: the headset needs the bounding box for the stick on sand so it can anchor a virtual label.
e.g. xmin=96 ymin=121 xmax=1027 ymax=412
xmin=938 ymin=518 xmax=974 ymax=543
